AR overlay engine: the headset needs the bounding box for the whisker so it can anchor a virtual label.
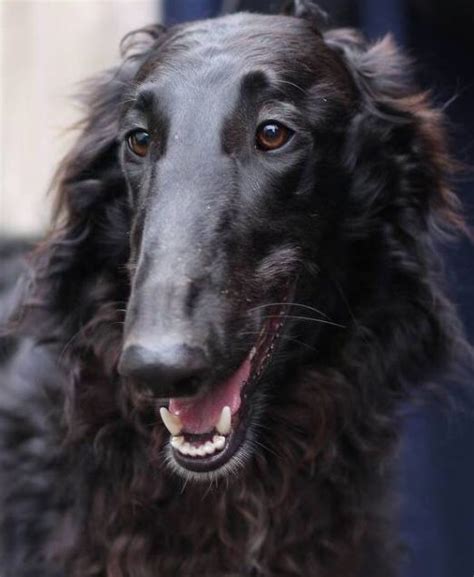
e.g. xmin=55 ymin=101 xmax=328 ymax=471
xmin=249 ymin=302 xmax=330 ymax=319
xmin=250 ymin=437 xmax=279 ymax=459
xmin=261 ymin=314 xmax=346 ymax=329
xmin=59 ymin=326 xmax=86 ymax=361
xmin=275 ymin=78 xmax=307 ymax=95
xmin=239 ymin=332 xmax=319 ymax=353
xmin=202 ymin=480 xmax=215 ymax=500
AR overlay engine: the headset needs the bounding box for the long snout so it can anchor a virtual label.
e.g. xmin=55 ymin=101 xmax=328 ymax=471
xmin=118 ymin=242 xmax=227 ymax=397
xmin=119 ymin=139 xmax=234 ymax=398
xmin=118 ymin=254 xmax=216 ymax=393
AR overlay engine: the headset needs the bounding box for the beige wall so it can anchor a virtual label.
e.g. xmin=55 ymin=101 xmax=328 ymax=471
xmin=0 ymin=0 xmax=159 ymax=237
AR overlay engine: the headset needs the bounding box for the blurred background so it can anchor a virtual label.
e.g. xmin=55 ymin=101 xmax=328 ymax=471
xmin=0 ymin=0 xmax=160 ymax=236
xmin=1 ymin=1 xmax=473 ymax=576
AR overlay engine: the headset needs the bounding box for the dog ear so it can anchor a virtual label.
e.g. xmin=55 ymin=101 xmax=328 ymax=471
xmin=322 ymin=31 xmax=467 ymax=390
xmin=283 ymin=0 xmax=328 ymax=31
xmin=23 ymin=26 xmax=166 ymax=334
xmin=324 ymin=30 xmax=463 ymax=236
xmin=53 ymin=25 xmax=165 ymax=223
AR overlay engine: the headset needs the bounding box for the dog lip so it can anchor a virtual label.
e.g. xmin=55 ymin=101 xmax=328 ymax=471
xmin=167 ymin=357 xmax=250 ymax=435
xmin=165 ymin=311 xmax=283 ymax=437
xmin=171 ymin=429 xmax=242 ymax=473
xmin=166 ymin=288 xmax=294 ymax=475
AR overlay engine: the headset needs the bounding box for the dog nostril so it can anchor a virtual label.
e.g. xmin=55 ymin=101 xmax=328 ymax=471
xmin=118 ymin=343 xmax=208 ymax=397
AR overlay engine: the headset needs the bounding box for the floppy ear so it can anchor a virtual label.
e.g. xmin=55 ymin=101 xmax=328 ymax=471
xmin=323 ymin=30 xmax=463 ymax=236
xmin=319 ymin=30 xmax=466 ymax=390
xmin=23 ymin=26 xmax=165 ymax=338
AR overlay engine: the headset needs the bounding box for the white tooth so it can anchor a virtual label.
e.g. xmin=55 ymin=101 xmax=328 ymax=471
xmin=204 ymin=441 xmax=216 ymax=455
xmin=188 ymin=445 xmax=198 ymax=457
xmin=196 ymin=445 xmax=207 ymax=457
xmin=159 ymin=407 xmax=183 ymax=436
xmin=249 ymin=346 xmax=257 ymax=360
xmin=216 ymin=406 xmax=231 ymax=435
xmin=214 ymin=435 xmax=226 ymax=450
xmin=179 ymin=443 xmax=190 ymax=455
xmin=170 ymin=435 xmax=184 ymax=448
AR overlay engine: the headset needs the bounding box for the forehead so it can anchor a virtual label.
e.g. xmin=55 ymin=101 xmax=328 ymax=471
xmin=134 ymin=13 xmax=352 ymax=102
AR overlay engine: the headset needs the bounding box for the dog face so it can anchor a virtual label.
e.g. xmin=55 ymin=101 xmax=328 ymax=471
xmin=41 ymin=7 xmax=460 ymax=483
xmin=116 ymin=14 xmax=357 ymax=476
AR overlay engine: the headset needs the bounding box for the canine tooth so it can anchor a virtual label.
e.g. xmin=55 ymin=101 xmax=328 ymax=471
xmin=216 ymin=406 xmax=231 ymax=435
xmin=204 ymin=441 xmax=216 ymax=455
xmin=159 ymin=407 xmax=183 ymax=436
xmin=249 ymin=346 xmax=257 ymax=360
xmin=170 ymin=435 xmax=184 ymax=448
xmin=213 ymin=435 xmax=226 ymax=450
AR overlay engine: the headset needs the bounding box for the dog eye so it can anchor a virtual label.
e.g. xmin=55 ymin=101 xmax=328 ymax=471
xmin=127 ymin=130 xmax=150 ymax=157
xmin=256 ymin=121 xmax=292 ymax=151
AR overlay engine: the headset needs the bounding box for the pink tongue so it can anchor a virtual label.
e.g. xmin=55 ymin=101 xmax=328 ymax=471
xmin=168 ymin=356 xmax=252 ymax=435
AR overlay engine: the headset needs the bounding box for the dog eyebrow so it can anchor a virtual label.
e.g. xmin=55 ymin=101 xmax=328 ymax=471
xmin=119 ymin=88 xmax=160 ymax=137
xmin=240 ymin=70 xmax=270 ymax=97
xmin=127 ymin=87 xmax=157 ymax=112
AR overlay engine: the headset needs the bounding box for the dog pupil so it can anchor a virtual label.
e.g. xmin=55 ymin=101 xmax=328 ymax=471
xmin=136 ymin=132 xmax=148 ymax=146
xmin=264 ymin=125 xmax=279 ymax=140
xmin=256 ymin=122 xmax=287 ymax=151
xmin=129 ymin=131 xmax=149 ymax=156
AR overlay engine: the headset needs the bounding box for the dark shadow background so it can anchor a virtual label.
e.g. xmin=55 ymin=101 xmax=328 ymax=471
xmin=164 ymin=2 xmax=474 ymax=576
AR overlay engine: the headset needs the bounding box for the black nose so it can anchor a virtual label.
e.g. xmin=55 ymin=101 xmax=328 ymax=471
xmin=118 ymin=343 xmax=208 ymax=397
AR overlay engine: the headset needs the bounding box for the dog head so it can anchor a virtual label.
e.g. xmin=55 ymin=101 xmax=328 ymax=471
xmin=34 ymin=2 xmax=462 ymax=479
xmin=115 ymin=11 xmax=360 ymax=475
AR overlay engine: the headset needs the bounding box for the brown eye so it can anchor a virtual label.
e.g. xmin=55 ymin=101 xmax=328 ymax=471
xmin=256 ymin=121 xmax=292 ymax=151
xmin=127 ymin=130 xmax=150 ymax=157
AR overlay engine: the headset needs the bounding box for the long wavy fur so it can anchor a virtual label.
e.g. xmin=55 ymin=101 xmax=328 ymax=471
xmin=0 ymin=8 xmax=469 ymax=577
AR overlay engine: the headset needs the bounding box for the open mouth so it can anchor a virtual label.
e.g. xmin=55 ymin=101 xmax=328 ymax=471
xmin=159 ymin=302 xmax=289 ymax=477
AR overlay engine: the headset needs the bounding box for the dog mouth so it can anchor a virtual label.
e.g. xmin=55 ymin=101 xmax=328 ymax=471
xmin=159 ymin=303 xmax=288 ymax=477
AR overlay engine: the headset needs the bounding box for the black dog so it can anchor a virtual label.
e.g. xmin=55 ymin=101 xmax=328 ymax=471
xmin=0 ymin=2 xmax=467 ymax=575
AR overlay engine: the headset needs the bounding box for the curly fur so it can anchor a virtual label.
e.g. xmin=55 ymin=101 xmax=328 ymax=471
xmin=0 ymin=4 xmax=468 ymax=577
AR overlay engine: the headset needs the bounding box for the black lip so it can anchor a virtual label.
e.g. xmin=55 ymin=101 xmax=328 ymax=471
xmin=168 ymin=344 xmax=275 ymax=474
xmin=168 ymin=354 xmax=263 ymax=474
xmin=172 ymin=425 xmax=246 ymax=473
xmin=169 ymin=354 xmax=267 ymax=474
xmin=168 ymin=285 xmax=294 ymax=475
